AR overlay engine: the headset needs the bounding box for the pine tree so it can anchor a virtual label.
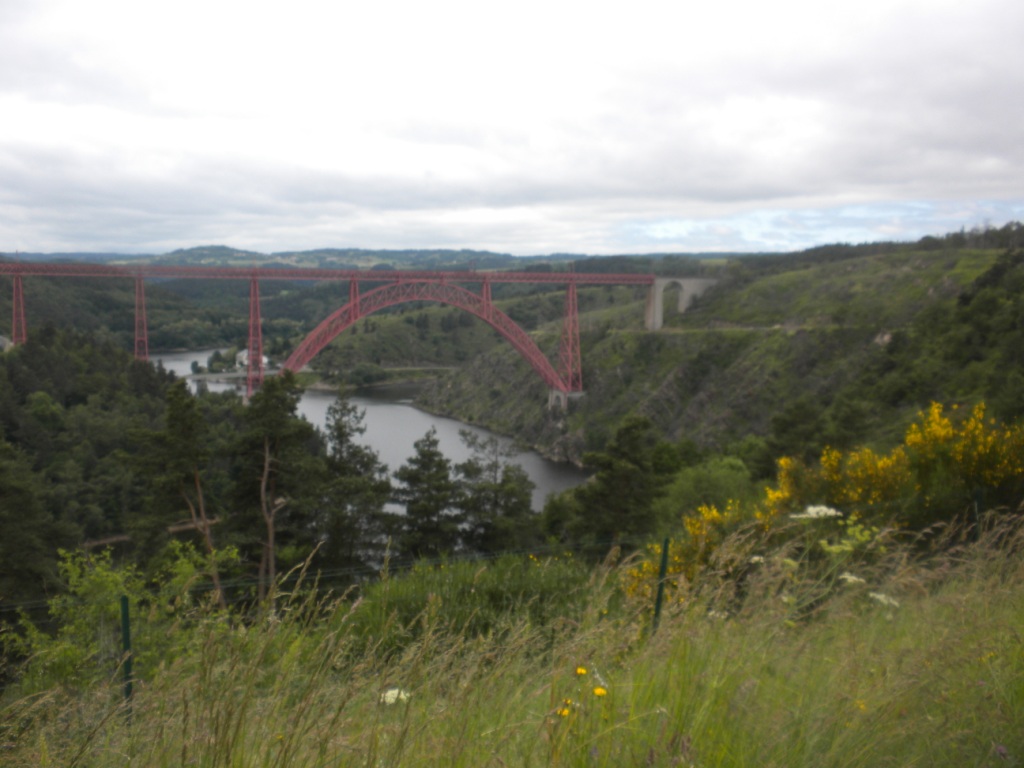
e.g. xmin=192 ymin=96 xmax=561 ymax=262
xmin=455 ymin=430 xmax=538 ymax=554
xmin=233 ymin=371 xmax=321 ymax=603
xmin=0 ymin=438 xmax=74 ymax=603
xmin=140 ymin=380 xmax=228 ymax=608
xmin=393 ymin=428 xmax=461 ymax=560
xmin=549 ymin=416 xmax=678 ymax=556
xmin=313 ymin=397 xmax=392 ymax=571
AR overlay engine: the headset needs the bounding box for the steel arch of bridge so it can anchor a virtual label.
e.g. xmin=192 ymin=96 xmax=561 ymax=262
xmin=284 ymin=280 xmax=574 ymax=392
xmin=2 ymin=262 xmax=672 ymax=400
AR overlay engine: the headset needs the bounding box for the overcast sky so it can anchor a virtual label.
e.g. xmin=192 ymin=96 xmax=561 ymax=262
xmin=1 ymin=0 xmax=1022 ymax=256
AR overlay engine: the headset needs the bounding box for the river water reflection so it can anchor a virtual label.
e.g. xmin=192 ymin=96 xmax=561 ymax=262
xmin=155 ymin=350 xmax=587 ymax=510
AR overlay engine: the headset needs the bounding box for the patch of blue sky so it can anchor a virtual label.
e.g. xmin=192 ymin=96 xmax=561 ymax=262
xmin=627 ymin=200 xmax=1024 ymax=254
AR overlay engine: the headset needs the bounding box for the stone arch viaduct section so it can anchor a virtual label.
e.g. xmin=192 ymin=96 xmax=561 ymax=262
xmin=644 ymin=278 xmax=718 ymax=331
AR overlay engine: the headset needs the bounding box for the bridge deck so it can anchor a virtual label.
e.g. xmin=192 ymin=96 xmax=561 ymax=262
xmin=0 ymin=262 xmax=655 ymax=285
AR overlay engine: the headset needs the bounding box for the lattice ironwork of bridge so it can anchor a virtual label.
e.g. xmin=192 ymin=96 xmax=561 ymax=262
xmin=0 ymin=262 xmax=708 ymax=405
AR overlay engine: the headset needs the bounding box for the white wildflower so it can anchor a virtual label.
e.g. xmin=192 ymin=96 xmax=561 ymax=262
xmin=749 ymin=555 xmax=765 ymax=565
xmin=379 ymin=687 xmax=411 ymax=705
xmin=790 ymin=505 xmax=843 ymax=520
xmin=868 ymin=592 xmax=899 ymax=608
xmin=839 ymin=572 xmax=866 ymax=585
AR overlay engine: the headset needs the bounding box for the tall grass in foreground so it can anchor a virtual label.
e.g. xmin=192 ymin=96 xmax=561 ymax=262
xmin=3 ymin=518 xmax=1024 ymax=767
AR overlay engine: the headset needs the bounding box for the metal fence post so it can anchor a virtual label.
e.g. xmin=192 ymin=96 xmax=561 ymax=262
xmin=120 ymin=595 xmax=133 ymax=721
xmin=652 ymin=537 xmax=670 ymax=634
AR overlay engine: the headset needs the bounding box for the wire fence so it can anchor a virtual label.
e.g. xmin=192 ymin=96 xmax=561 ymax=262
xmin=0 ymin=536 xmax=637 ymax=627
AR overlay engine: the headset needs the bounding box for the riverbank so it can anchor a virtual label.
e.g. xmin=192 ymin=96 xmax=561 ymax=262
xmin=300 ymin=366 xmax=457 ymax=392
xmin=154 ymin=350 xmax=588 ymax=509
xmin=304 ymin=371 xmax=588 ymax=471
xmin=293 ymin=368 xmax=584 ymax=467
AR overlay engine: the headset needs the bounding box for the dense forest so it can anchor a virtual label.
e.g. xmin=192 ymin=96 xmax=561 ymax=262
xmin=2 ymin=223 xmax=1023 ymax=608
xmin=0 ymin=334 xmax=550 ymax=612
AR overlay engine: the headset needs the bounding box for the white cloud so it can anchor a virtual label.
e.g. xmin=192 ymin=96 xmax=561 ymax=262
xmin=1 ymin=0 xmax=1022 ymax=254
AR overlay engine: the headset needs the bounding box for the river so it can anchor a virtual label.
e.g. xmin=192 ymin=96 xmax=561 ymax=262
xmin=154 ymin=349 xmax=587 ymax=510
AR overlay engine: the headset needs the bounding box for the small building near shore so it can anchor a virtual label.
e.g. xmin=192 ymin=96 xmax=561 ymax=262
xmin=235 ymin=349 xmax=269 ymax=368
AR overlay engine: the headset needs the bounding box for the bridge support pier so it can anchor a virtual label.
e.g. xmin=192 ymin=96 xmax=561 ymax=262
xmin=349 ymin=278 xmax=360 ymax=314
xmin=11 ymin=274 xmax=26 ymax=345
xmin=134 ymin=276 xmax=148 ymax=361
xmin=247 ymin=277 xmax=264 ymax=397
xmin=548 ymin=389 xmax=568 ymax=411
xmin=558 ymin=282 xmax=582 ymax=392
xmin=548 ymin=389 xmax=585 ymax=411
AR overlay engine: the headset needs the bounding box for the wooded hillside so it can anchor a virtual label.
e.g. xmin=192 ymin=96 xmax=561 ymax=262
xmin=418 ymin=237 xmax=1024 ymax=466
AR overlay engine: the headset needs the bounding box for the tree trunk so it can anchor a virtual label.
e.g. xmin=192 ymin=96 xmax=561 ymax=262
xmin=259 ymin=435 xmax=285 ymax=608
xmin=180 ymin=473 xmax=228 ymax=611
xmin=193 ymin=469 xmax=227 ymax=610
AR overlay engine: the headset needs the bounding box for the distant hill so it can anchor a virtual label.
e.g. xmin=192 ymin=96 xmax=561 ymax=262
xmin=0 ymin=251 xmax=148 ymax=263
xmin=144 ymin=246 xmax=584 ymax=271
xmin=150 ymin=245 xmax=266 ymax=265
xmin=4 ymin=220 xmax=1021 ymax=270
xmin=3 ymin=245 xmax=715 ymax=272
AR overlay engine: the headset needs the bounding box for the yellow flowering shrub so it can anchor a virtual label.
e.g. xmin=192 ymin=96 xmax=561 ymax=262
xmin=622 ymin=539 xmax=686 ymax=605
xmin=760 ymin=401 xmax=1024 ymax=529
xmin=760 ymin=456 xmax=802 ymax=522
xmin=622 ymin=500 xmax=744 ymax=605
xmin=623 ymin=402 xmax=1023 ymax=608
xmin=905 ymin=402 xmax=955 ymax=452
xmin=947 ymin=404 xmax=1024 ymax=487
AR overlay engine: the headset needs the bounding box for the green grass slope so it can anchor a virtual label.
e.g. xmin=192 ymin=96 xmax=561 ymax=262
xmin=4 ymin=517 xmax=1022 ymax=767
xmin=415 ymin=245 xmax=1014 ymax=463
